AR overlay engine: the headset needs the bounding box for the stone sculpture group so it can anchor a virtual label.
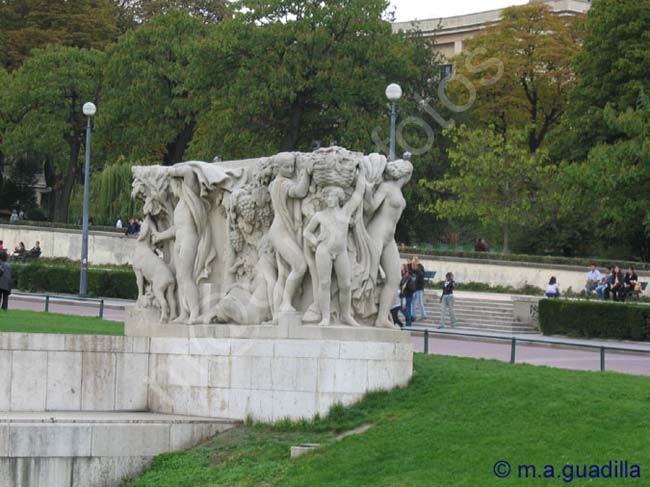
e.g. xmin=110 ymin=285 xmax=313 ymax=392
xmin=131 ymin=146 xmax=412 ymax=328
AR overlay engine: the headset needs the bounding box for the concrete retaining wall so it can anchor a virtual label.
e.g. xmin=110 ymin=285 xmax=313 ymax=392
xmin=0 ymin=326 xmax=412 ymax=421
xmin=412 ymin=255 xmax=650 ymax=297
xmin=0 ymin=224 xmax=134 ymax=265
xmin=0 ymin=334 xmax=149 ymax=413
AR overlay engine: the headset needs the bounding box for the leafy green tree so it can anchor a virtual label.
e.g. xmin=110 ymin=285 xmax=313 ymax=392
xmin=98 ymin=10 xmax=213 ymax=165
xmin=427 ymin=125 xmax=555 ymax=253
xmin=0 ymin=45 xmax=102 ymax=221
xmin=560 ymin=93 xmax=650 ymax=260
xmin=449 ymin=3 xmax=583 ymax=153
xmin=0 ymin=0 xmax=118 ymax=70
xmin=554 ymin=0 xmax=650 ymax=163
xmin=94 ymin=158 xmax=140 ymax=225
xmin=188 ymin=0 xmax=440 ymax=159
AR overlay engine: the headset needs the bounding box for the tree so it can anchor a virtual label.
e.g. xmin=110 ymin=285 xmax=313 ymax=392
xmin=187 ymin=0 xmax=440 ymax=159
xmin=0 ymin=45 xmax=102 ymax=221
xmin=427 ymin=125 xmax=555 ymax=253
xmin=554 ymin=0 xmax=650 ymax=163
xmin=0 ymin=0 xmax=118 ymax=70
xmin=448 ymin=3 xmax=583 ymax=153
xmin=560 ymin=93 xmax=650 ymax=260
xmin=98 ymin=9 xmax=213 ymax=165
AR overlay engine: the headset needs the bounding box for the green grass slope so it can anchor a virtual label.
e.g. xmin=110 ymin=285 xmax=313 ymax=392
xmin=0 ymin=310 xmax=124 ymax=335
xmin=125 ymin=354 xmax=650 ymax=486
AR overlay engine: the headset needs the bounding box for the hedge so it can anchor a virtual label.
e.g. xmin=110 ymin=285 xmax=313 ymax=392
xmin=539 ymin=299 xmax=650 ymax=341
xmin=12 ymin=261 xmax=137 ymax=300
xmin=401 ymin=247 xmax=650 ymax=271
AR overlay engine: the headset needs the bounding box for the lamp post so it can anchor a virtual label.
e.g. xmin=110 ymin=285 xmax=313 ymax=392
xmin=79 ymin=101 xmax=96 ymax=297
xmin=385 ymin=83 xmax=402 ymax=161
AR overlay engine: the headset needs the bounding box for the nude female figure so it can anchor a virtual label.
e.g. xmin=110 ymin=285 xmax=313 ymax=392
xmin=364 ymin=159 xmax=413 ymax=328
xmin=152 ymin=163 xmax=229 ymax=324
xmin=268 ymin=153 xmax=311 ymax=312
xmin=303 ymin=171 xmax=366 ymax=327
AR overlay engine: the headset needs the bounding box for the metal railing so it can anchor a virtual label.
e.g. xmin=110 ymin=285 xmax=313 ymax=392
xmin=12 ymin=291 xmax=106 ymax=319
xmin=404 ymin=327 xmax=650 ymax=372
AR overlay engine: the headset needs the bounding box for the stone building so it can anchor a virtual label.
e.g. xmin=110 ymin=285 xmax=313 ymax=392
xmin=392 ymin=0 xmax=592 ymax=61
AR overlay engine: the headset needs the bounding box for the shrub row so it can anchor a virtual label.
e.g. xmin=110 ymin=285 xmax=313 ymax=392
xmin=402 ymin=247 xmax=650 ymax=271
xmin=539 ymin=299 xmax=650 ymax=341
xmin=12 ymin=261 xmax=137 ymax=300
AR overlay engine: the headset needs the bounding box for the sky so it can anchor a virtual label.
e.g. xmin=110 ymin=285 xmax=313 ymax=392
xmin=390 ymin=0 xmax=529 ymax=22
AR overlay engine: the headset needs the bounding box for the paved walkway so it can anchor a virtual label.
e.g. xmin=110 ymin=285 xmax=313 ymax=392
xmin=7 ymin=293 xmax=650 ymax=376
xmin=10 ymin=294 xmax=128 ymax=322
xmin=410 ymin=328 xmax=650 ymax=376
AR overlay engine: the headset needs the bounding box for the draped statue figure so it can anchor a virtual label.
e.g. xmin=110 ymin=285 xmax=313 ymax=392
xmin=152 ymin=162 xmax=236 ymax=324
xmin=130 ymin=148 xmax=412 ymax=329
xmin=267 ymin=152 xmax=311 ymax=313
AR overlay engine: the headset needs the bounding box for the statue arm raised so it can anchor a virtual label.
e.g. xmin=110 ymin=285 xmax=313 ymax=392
xmin=364 ymin=183 xmax=387 ymax=215
xmin=344 ymin=170 xmax=366 ymax=216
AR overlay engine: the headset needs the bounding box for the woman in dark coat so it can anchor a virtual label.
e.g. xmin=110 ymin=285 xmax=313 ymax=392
xmin=622 ymin=266 xmax=639 ymax=301
xmin=0 ymin=251 xmax=12 ymax=311
xmin=610 ymin=265 xmax=624 ymax=302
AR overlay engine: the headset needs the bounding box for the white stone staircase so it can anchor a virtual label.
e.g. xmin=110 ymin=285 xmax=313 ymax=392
xmin=407 ymin=291 xmax=539 ymax=334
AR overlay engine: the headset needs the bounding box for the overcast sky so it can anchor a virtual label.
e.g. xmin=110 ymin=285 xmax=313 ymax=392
xmin=390 ymin=0 xmax=529 ymax=22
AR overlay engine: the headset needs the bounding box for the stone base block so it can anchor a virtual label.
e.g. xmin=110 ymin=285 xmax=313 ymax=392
xmin=0 ymin=412 xmax=236 ymax=487
xmin=143 ymin=322 xmax=413 ymax=422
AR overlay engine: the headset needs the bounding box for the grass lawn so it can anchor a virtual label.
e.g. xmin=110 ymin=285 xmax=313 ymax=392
xmin=125 ymin=354 xmax=650 ymax=486
xmin=0 ymin=310 xmax=124 ymax=335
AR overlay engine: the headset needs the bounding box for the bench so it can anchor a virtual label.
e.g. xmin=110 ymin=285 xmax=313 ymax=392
xmin=626 ymin=282 xmax=648 ymax=300
xmin=424 ymin=271 xmax=437 ymax=283
xmin=9 ymin=252 xmax=41 ymax=262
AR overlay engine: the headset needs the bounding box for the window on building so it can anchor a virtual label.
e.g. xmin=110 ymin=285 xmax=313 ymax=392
xmin=440 ymin=64 xmax=453 ymax=79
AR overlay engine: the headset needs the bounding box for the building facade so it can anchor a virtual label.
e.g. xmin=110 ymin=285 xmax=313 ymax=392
xmin=392 ymin=0 xmax=591 ymax=60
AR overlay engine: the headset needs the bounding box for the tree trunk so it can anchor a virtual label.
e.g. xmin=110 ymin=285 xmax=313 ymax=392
xmin=44 ymin=140 xmax=80 ymax=222
xmin=503 ymin=222 xmax=510 ymax=254
xmin=280 ymin=98 xmax=305 ymax=152
xmin=164 ymin=121 xmax=196 ymax=166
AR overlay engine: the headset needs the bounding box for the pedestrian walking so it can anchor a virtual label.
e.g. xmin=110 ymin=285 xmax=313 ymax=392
xmin=0 ymin=251 xmax=12 ymax=311
xmin=409 ymin=256 xmax=427 ymax=321
xmin=391 ymin=289 xmax=404 ymax=328
xmin=400 ymin=264 xmax=416 ymax=327
xmin=439 ymin=272 xmax=458 ymax=329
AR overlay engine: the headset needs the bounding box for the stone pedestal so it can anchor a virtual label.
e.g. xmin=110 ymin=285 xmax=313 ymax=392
xmin=512 ymin=296 xmax=541 ymax=330
xmin=125 ymin=305 xmax=413 ymax=421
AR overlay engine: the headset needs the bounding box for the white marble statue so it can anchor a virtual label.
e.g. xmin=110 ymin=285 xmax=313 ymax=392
xmin=152 ymin=162 xmax=235 ymax=324
xmin=303 ymin=172 xmax=366 ymax=327
xmin=364 ymin=159 xmax=413 ymax=327
xmin=130 ymin=148 xmax=412 ymax=329
xmin=267 ymin=152 xmax=311 ymax=312
xmin=133 ymin=215 xmax=177 ymax=322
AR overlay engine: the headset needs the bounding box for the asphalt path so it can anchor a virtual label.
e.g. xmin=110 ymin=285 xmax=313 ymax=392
xmin=6 ymin=296 xmax=650 ymax=376
xmin=411 ymin=334 xmax=650 ymax=376
xmin=9 ymin=295 xmax=126 ymax=322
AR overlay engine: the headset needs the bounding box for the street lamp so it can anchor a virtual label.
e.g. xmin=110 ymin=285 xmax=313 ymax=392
xmin=385 ymin=83 xmax=402 ymax=161
xmin=79 ymin=101 xmax=96 ymax=297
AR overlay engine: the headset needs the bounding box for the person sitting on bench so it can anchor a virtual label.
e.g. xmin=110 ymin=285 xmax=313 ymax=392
xmin=544 ymin=277 xmax=560 ymax=298
xmin=29 ymin=241 xmax=41 ymax=258
xmin=622 ymin=266 xmax=639 ymax=301
xmin=12 ymin=242 xmax=26 ymax=257
xmin=585 ymin=264 xmax=602 ymax=294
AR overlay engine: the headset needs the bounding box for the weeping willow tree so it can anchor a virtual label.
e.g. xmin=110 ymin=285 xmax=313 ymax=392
xmin=92 ymin=159 xmax=141 ymax=225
